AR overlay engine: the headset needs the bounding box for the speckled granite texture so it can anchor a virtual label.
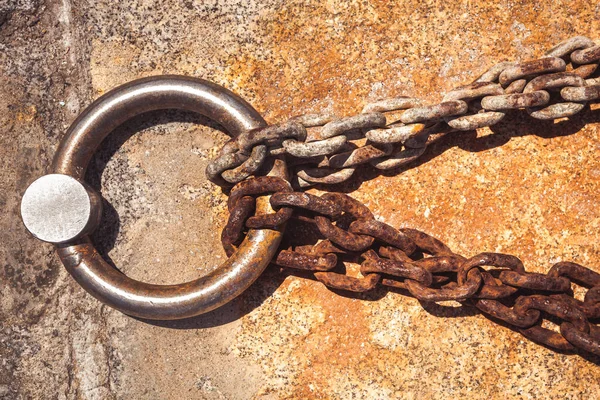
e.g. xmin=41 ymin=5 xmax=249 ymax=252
xmin=1 ymin=1 xmax=599 ymax=399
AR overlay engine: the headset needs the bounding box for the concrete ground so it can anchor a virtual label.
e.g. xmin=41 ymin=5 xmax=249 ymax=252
xmin=1 ymin=0 xmax=599 ymax=398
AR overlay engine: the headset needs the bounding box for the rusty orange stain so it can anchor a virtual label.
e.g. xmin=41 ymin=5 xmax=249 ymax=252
xmin=16 ymin=105 xmax=37 ymax=122
xmin=280 ymin=281 xmax=376 ymax=399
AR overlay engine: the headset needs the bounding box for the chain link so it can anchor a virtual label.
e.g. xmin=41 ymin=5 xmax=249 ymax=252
xmin=207 ymin=36 xmax=600 ymax=188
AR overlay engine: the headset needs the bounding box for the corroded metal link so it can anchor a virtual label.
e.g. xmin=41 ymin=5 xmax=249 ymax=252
xmin=314 ymin=216 xmax=374 ymax=252
xmin=545 ymin=36 xmax=596 ymax=58
xmin=586 ymin=286 xmax=600 ymax=304
xmin=473 ymin=270 xmax=519 ymax=299
xmin=378 ymin=246 xmax=413 ymax=263
xmin=361 ymin=258 xmax=433 ymax=286
xmin=285 ymin=154 xmax=328 ymax=168
xmin=571 ymin=44 xmax=600 ymax=64
xmin=282 ymin=136 xmax=347 ymax=158
xmin=516 ymin=295 xmax=591 ymax=334
xmin=523 ymin=72 xmax=588 ymax=119
xmin=474 ymin=273 xmax=532 ymax=322
xmin=311 ymin=239 xmax=347 ymax=256
xmin=320 ymin=192 xmax=374 ymax=220
xmin=498 ymin=271 xmax=571 ymax=292
xmin=458 ymin=252 xmax=526 ymax=283
xmin=349 ymin=219 xmax=416 ymax=254
xmin=314 ymin=271 xmax=381 ymax=292
xmin=405 ymin=268 xmax=483 ymax=301
xmin=526 ymin=102 xmax=586 ymax=120
xmin=296 ymin=167 xmax=356 ymax=187
xmin=552 ymin=293 xmax=600 ymax=320
xmin=221 ymin=196 xmax=255 ymax=257
xmin=481 ymin=91 xmax=550 ymax=110
xmin=221 ymin=144 xmax=267 ymax=184
xmin=227 ymin=176 xmax=294 ymax=230
xmin=206 ymin=149 xmax=252 ymax=185
xmin=379 ymin=249 xmax=463 ymax=282
xmin=321 ymin=113 xmax=386 ymax=139
xmin=573 ymin=63 xmax=599 ymax=78
xmin=561 ymin=322 xmax=600 ymax=356
xmin=457 ymin=253 xmax=525 ymax=298
xmin=366 ymin=123 xmax=425 ymax=144
xmin=312 ymin=192 xmax=376 ymax=251
xmin=219 ymin=139 xmax=240 ymax=156
xmin=523 ymin=72 xmax=586 ymax=93
xmin=370 ymin=147 xmax=426 ymax=170
xmin=400 ymin=100 xmax=468 ymax=124
xmin=207 ymin=122 xmax=306 ymax=185
xmin=504 ymin=79 xmax=527 ymax=94
xmin=498 ymin=57 xmax=566 ymax=85
xmin=270 ymin=192 xmax=342 ymax=219
xmin=372 ymin=256 xmax=454 ymax=288
xmin=328 ymin=143 xmax=394 ymax=168
xmin=475 ymin=61 xmax=516 ymax=83
xmin=443 ymin=82 xmax=504 ymax=102
xmin=586 ymin=77 xmax=600 ymax=86
xmin=585 ymin=288 xmax=600 ymax=319
xmin=246 ymin=207 xmax=294 ymax=229
xmin=445 ymin=111 xmax=505 ymax=131
xmin=514 ymin=295 xmax=590 ymax=352
xmin=412 ymin=255 xmax=465 ymax=273
xmin=561 ymin=85 xmax=600 ymax=101
xmin=313 ymin=247 xmax=383 ymax=292
xmin=442 ymin=82 xmax=506 ymax=130
xmin=521 ymin=325 xmax=576 ymax=351
xmin=404 ymin=123 xmax=453 ymax=149
xmin=379 ymin=276 xmax=450 ymax=290
xmin=238 ymin=121 xmax=307 ymax=152
xmin=362 ymin=97 xmax=422 ymax=113
xmin=399 ymin=228 xmax=455 ymax=256
xmin=274 ymin=250 xmax=337 ymax=271
xmin=548 ymin=261 xmax=600 ymax=287
xmin=474 ymin=298 xmax=541 ymax=328
xmin=227 ymin=176 xmax=292 ymax=211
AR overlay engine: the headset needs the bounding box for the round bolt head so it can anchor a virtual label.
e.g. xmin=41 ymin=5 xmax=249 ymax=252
xmin=21 ymin=174 xmax=102 ymax=244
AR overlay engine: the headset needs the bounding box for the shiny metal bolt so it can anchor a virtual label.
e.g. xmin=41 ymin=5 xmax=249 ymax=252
xmin=21 ymin=174 xmax=102 ymax=244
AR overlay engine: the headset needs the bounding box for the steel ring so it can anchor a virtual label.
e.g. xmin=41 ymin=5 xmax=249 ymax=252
xmin=21 ymin=75 xmax=287 ymax=320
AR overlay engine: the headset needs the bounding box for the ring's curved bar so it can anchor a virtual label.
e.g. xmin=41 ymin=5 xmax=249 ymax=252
xmin=53 ymin=75 xmax=287 ymax=320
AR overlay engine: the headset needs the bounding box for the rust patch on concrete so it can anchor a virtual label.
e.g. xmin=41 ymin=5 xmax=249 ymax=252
xmin=285 ymin=282 xmax=373 ymax=398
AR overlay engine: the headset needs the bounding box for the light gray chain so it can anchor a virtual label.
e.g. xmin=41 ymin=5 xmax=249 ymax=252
xmin=207 ymin=36 xmax=600 ymax=188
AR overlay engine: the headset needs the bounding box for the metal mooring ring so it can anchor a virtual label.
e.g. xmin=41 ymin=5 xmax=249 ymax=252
xmin=20 ymin=75 xmax=287 ymax=320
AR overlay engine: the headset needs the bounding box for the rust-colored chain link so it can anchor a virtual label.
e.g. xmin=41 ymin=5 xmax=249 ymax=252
xmin=222 ymin=176 xmax=600 ymax=357
xmin=207 ymin=36 xmax=600 ymax=188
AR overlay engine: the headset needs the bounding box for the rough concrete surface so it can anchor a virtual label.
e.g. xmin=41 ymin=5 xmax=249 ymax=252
xmin=1 ymin=0 xmax=600 ymax=399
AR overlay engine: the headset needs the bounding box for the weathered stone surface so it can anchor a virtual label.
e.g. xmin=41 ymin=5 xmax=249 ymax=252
xmin=1 ymin=0 xmax=599 ymax=399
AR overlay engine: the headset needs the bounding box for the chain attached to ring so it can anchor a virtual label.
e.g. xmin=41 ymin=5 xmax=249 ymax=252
xmin=208 ymin=35 xmax=600 ymax=189
xmin=223 ymin=176 xmax=600 ymax=357
xmin=211 ymin=36 xmax=600 ymax=357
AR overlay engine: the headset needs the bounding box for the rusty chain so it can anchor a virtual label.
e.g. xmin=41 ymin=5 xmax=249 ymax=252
xmin=211 ymin=36 xmax=600 ymax=357
xmin=223 ymin=176 xmax=600 ymax=357
xmin=207 ymin=36 xmax=600 ymax=188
